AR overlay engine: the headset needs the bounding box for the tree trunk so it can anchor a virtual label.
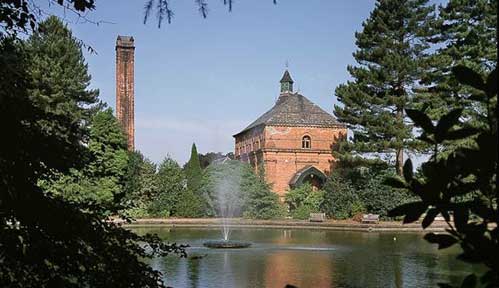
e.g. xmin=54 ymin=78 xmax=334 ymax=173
xmin=396 ymin=106 xmax=404 ymax=176
xmin=396 ymin=147 xmax=404 ymax=176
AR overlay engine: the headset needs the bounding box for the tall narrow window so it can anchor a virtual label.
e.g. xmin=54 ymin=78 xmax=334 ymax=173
xmin=302 ymin=135 xmax=311 ymax=149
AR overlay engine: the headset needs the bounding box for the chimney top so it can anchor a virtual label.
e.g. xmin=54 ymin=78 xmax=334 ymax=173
xmin=116 ymin=35 xmax=134 ymax=48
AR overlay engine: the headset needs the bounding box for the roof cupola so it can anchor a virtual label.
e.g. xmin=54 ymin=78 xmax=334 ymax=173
xmin=280 ymin=70 xmax=294 ymax=93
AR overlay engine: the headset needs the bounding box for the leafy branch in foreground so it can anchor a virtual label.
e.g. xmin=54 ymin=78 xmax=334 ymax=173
xmin=385 ymin=66 xmax=497 ymax=287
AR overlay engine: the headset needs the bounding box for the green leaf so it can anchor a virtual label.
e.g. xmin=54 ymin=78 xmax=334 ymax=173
xmin=453 ymin=206 xmax=469 ymax=231
xmin=452 ymin=66 xmax=485 ymax=91
xmin=485 ymin=68 xmax=497 ymax=98
xmin=403 ymin=159 xmax=413 ymax=182
xmin=388 ymin=201 xmax=427 ymax=223
xmin=422 ymin=208 xmax=439 ymax=229
xmin=435 ymin=109 xmax=462 ymax=142
xmin=445 ymin=128 xmax=479 ymax=141
xmin=460 ymin=274 xmax=477 ymax=288
xmin=424 ymin=233 xmax=458 ymax=249
xmin=382 ymin=176 xmax=407 ymax=189
xmin=406 ymin=109 xmax=434 ymax=133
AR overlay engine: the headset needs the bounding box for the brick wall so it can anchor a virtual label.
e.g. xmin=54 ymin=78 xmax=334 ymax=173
xmin=115 ymin=36 xmax=135 ymax=150
xmin=235 ymin=125 xmax=347 ymax=198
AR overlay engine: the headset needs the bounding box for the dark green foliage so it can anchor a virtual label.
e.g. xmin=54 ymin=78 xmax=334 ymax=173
xmin=42 ymin=108 xmax=129 ymax=206
xmin=149 ymin=157 xmax=186 ymax=217
xmin=334 ymin=0 xmax=434 ymax=175
xmin=420 ymin=0 xmax=496 ymax=117
xmin=202 ymin=160 xmax=285 ymax=219
xmin=201 ymin=160 xmax=246 ymax=217
xmin=30 ymin=17 xmax=124 ymax=205
xmin=0 ymin=34 xmax=186 ymax=288
xmin=242 ymin=166 xmax=286 ymax=220
xmin=0 ymin=1 xmax=95 ymax=34
xmin=26 ymin=16 xmax=100 ymax=126
xmin=322 ymin=168 xmax=413 ymax=219
xmin=184 ymin=143 xmax=203 ymax=192
xmin=321 ymin=172 xmax=364 ymax=219
xmin=386 ymin=67 xmax=497 ymax=287
xmin=358 ymin=170 xmax=413 ymax=218
xmin=175 ymin=189 xmax=205 ymax=218
xmin=198 ymin=152 xmax=234 ymax=169
xmin=285 ymin=184 xmax=324 ymax=220
xmin=123 ymin=151 xmax=158 ymax=218
xmin=417 ymin=0 xmax=497 ymax=158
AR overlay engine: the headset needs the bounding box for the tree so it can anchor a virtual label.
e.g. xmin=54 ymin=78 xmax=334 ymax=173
xmin=42 ymin=108 xmax=129 ymax=206
xmin=285 ymin=184 xmax=324 ymax=220
xmin=417 ymin=0 xmax=497 ymax=154
xmin=123 ymin=151 xmax=158 ymax=217
xmin=0 ymin=36 xmax=186 ymax=288
xmin=387 ymin=67 xmax=497 ymax=287
xmin=358 ymin=169 xmax=412 ymax=218
xmin=149 ymin=157 xmax=186 ymax=217
xmin=198 ymin=152 xmax=233 ymax=169
xmin=201 ymin=160 xmax=284 ymax=219
xmin=184 ymin=143 xmax=203 ymax=193
xmin=26 ymin=16 xmax=99 ymax=126
xmin=241 ymin=165 xmax=285 ymax=220
xmin=202 ymin=160 xmax=246 ymax=218
xmin=334 ymin=0 xmax=434 ymax=175
xmin=321 ymin=172 xmax=364 ymax=220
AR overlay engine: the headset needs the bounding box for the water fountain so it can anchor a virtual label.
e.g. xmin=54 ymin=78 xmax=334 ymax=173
xmin=203 ymin=162 xmax=252 ymax=249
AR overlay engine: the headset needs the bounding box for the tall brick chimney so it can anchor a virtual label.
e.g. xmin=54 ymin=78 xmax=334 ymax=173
xmin=115 ymin=35 xmax=135 ymax=150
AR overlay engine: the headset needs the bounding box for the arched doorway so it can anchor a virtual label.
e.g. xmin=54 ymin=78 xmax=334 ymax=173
xmin=289 ymin=165 xmax=327 ymax=191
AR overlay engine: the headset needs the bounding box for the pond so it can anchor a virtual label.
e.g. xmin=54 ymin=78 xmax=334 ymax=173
xmin=131 ymin=226 xmax=480 ymax=288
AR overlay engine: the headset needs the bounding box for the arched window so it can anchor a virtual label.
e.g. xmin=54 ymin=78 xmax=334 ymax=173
xmin=302 ymin=135 xmax=311 ymax=149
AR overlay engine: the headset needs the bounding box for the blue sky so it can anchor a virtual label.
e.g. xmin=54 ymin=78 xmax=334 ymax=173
xmin=56 ymin=1 xmax=377 ymax=164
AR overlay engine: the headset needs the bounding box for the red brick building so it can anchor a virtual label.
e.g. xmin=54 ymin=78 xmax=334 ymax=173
xmin=234 ymin=70 xmax=347 ymax=199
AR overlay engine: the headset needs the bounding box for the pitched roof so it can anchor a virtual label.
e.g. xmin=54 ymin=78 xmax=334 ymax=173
xmin=280 ymin=70 xmax=294 ymax=83
xmin=234 ymin=93 xmax=343 ymax=136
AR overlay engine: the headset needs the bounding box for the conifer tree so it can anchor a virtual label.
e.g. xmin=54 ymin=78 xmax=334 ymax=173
xmin=417 ymin=0 xmax=497 ymax=153
xmin=0 ymin=22 xmax=186 ymax=288
xmin=334 ymin=0 xmax=434 ymax=175
xmin=184 ymin=143 xmax=203 ymax=192
xmin=26 ymin=16 xmax=99 ymax=140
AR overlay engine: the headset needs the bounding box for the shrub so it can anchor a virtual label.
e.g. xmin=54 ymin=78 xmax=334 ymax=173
xmin=175 ymin=189 xmax=205 ymax=218
xmin=358 ymin=170 xmax=413 ymax=218
xmin=321 ymin=173 xmax=364 ymax=219
xmin=285 ymin=183 xmax=324 ymax=220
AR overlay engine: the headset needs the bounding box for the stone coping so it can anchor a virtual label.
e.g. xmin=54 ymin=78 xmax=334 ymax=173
xmin=116 ymin=218 xmax=447 ymax=232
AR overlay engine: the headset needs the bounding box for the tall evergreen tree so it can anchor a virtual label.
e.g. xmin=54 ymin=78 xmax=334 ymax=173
xmin=334 ymin=0 xmax=434 ymax=175
xmin=0 ymin=26 xmax=185 ymax=288
xmin=184 ymin=143 xmax=203 ymax=192
xmin=418 ymin=0 xmax=497 ymax=153
xmin=26 ymin=16 xmax=99 ymax=141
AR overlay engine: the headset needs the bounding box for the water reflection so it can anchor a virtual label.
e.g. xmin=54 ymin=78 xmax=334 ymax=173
xmin=131 ymin=227 xmax=482 ymax=288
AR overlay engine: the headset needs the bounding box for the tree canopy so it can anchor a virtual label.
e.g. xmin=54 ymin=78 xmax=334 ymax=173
xmin=334 ymin=0 xmax=435 ymax=175
xmin=0 ymin=17 xmax=186 ymax=287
